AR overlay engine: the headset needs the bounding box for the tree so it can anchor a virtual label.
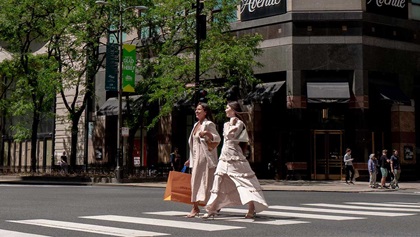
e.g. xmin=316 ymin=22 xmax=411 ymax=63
xmin=46 ymin=0 xmax=108 ymax=168
xmin=0 ymin=58 xmax=19 ymax=169
xmin=0 ymin=0 xmax=61 ymax=172
xmin=0 ymin=0 xmax=109 ymax=171
xmin=138 ymin=0 xmax=262 ymax=125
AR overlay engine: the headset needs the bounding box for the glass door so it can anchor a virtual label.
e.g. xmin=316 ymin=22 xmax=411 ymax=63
xmin=312 ymin=130 xmax=343 ymax=180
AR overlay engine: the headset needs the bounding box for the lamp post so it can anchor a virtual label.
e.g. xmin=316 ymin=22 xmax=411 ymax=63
xmin=193 ymin=0 xmax=202 ymax=105
xmin=96 ymin=0 xmax=147 ymax=182
xmin=193 ymin=0 xmax=206 ymax=105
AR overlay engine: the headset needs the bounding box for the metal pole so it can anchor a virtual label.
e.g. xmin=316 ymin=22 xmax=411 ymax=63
xmin=116 ymin=2 xmax=123 ymax=182
xmin=194 ymin=0 xmax=200 ymax=105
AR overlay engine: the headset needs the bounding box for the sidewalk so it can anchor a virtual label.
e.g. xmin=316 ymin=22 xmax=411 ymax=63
xmin=1 ymin=175 xmax=419 ymax=193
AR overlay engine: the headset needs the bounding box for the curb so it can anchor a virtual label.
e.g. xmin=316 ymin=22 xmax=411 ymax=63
xmin=1 ymin=176 xmax=419 ymax=193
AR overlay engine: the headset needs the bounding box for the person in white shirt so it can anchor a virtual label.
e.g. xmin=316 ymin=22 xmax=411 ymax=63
xmin=343 ymin=148 xmax=354 ymax=184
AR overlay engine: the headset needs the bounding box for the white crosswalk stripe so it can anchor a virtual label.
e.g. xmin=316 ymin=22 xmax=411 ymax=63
xmin=5 ymin=201 xmax=419 ymax=236
xmin=388 ymin=202 xmax=420 ymax=206
xmin=144 ymin=211 xmax=309 ymax=226
xmin=304 ymin=203 xmax=420 ymax=212
xmin=7 ymin=219 xmax=169 ymax=237
xmin=346 ymin=202 xmax=420 ymax=209
xmin=81 ymin=215 xmax=244 ymax=231
xmin=217 ymin=217 xmax=309 ymax=226
xmin=147 ymin=209 xmax=363 ymax=221
xmin=220 ymin=208 xmax=364 ymax=220
xmin=269 ymin=205 xmax=414 ymax=217
xmin=0 ymin=229 xmax=50 ymax=237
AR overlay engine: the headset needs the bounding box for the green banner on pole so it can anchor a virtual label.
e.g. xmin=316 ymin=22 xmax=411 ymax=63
xmin=122 ymin=44 xmax=136 ymax=93
xmin=105 ymin=43 xmax=118 ymax=91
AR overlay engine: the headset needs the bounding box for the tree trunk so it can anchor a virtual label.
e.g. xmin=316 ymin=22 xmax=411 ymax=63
xmin=70 ymin=116 xmax=80 ymax=169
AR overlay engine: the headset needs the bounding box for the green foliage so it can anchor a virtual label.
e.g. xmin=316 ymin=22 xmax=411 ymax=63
xmin=1 ymin=55 xmax=59 ymax=139
xmin=0 ymin=58 xmax=19 ymax=112
xmin=10 ymin=124 xmax=31 ymax=142
xmin=137 ymin=0 xmax=263 ymax=127
xmin=0 ymin=0 xmax=57 ymax=53
xmin=1 ymin=0 xmax=264 ymax=142
xmin=10 ymin=55 xmax=59 ymax=115
xmin=0 ymin=0 xmax=61 ymax=142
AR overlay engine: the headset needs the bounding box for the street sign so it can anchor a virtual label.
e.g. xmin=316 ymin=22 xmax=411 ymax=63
xmin=122 ymin=127 xmax=129 ymax=137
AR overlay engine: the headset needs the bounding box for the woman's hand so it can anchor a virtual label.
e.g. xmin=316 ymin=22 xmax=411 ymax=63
xmin=199 ymin=130 xmax=207 ymax=138
xmin=184 ymin=160 xmax=190 ymax=166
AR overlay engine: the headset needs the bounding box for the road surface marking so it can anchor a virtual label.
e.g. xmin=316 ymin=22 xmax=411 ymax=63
xmin=305 ymin=203 xmax=420 ymax=212
xmin=143 ymin=211 xmax=192 ymax=216
xmin=269 ymin=205 xmax=414 ymax=217
xmin=388 ymin=202 xmax=420 ymax=205
xmin=220 ymin=208 xmax=364 ymax=221
xmin=0 ymin=229 xmax=50 ymax=237
xmin=81 ymin=215 xmax=244 ymax=231
xmin=219 ymin=217 xmax=309 ymax=225
xmin=346 ymin=202 xmax=420 ymax=209
xmin=145 ymin=211 xmax=309 ymax=226
xmin=7 ymin=219 xmax=168 ymax=237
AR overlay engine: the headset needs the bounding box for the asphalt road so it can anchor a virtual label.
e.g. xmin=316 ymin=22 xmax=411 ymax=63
xmin=0 ymin=185 xmax=419 ymax=237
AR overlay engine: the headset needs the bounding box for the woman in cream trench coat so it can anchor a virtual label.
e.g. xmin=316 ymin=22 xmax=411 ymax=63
xmin=203 ymin=101 xmax=268 ymax=219
xmin=184 ymin=102 xmax=221 ymax=218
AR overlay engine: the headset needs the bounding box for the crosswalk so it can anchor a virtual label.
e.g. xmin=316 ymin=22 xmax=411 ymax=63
xmin=2 ymin=201 xmax=419 ymax=237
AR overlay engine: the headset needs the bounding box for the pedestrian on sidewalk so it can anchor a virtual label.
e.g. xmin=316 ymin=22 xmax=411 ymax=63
xmin=368 ymin=153 xmax=378 ymax=188
xmin=170 ymin=147 xmax=182 ymax=171
xmin=379 ymin=149 xmax=390 ymax=189
xmin=60 ymin=151 xmax=68 ymax=174
xmin=343 ymin=148 xmax=355 ymax=184
xmin=184 ymin=102 xmax=221 ymax=218
xmin=390 ymin=149 xmax=401 ymax=189
xmin=202 ymin=101 xmax=268 ymax=219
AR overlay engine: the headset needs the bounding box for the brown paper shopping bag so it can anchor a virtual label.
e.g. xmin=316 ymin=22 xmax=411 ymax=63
xmin=163 ymin=171 xmax=192 ymax=204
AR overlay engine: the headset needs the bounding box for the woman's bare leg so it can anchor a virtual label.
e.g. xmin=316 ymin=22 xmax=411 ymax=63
xmin=186 ymin=202 xmax=200 ymax=218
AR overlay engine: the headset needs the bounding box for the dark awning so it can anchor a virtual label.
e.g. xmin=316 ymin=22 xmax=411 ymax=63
xmin=378 ymin=86 xmax=411 ymax=105
xmin=246 ymin=81 xmax=285 ymax=103
xmin=97 ymin=95 xmax=142 ymax=116
xmin=307 ymin=82 xmax=350 ymax=103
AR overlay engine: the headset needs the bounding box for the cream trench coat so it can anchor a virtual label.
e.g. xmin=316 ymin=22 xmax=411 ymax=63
xmin=187 ymin=119 xmax=220 ymax=203
xmin=188 ymin=119 xmax=220 ymax=169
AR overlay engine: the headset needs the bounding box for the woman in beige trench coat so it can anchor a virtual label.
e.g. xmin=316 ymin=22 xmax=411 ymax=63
xmin=202 ymin=101 xmax=268 ymax=219
xmin=184 ymin=102 xmax=220 ymax=218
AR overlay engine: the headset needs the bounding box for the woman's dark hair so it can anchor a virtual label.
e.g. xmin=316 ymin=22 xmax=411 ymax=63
xmin=228 ymin=101 xmax=246 ymax=122
xmin=197 ymin=102 xmax=213 ymax=121
xmin=228 ymin=101 xmax=251 ymax=155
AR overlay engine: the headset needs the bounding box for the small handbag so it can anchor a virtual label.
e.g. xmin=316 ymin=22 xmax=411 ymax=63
xmin=232 ymin=126 xmax=249 ymax=142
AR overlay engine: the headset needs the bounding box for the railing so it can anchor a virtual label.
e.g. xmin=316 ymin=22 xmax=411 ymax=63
xmin=0 ymin=163 xmax=173 ymax=181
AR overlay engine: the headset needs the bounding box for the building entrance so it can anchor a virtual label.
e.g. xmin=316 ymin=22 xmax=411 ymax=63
xmin=312 ymin=130 xmax=344 ymax=180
